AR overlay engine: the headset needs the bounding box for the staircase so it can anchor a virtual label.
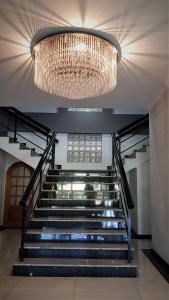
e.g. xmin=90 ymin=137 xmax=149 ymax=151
xmin=0 ymin=134 xmax=41 ymax=168
xmin=124 ymin=144 xmax=149 ymax=173
xmin=0 ymin=107 xmax=50 ymax=168
xmin=13 ymin=167 xmax=137 ymax=277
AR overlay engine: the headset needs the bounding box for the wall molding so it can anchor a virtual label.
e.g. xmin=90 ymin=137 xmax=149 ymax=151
xmin=132 ymin=229 xmax=152 ymax=239
xmin=142 ymin=249 xmax=169 ymax=283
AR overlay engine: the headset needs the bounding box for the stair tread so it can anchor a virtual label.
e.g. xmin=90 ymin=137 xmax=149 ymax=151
xmin=31 ymin=216 xmax=125 ymax=222
xmin=41 ymin=198 xmax=119 ymax=201
xmin=14 ymin=258 xmax=136 ymax=267
xmin=42 ymin=190 xmax=117 ymax=192
xmin=50 ymin=169 xmax=114 ymax=173
xmin=35 ymin=207 xmax=122 ymax=211
xmin=26 ymin=228 xmax=127 ymax=235
xmin=44 ymin=181 xmax=117 ymax=184
xmin=23 ymin=242 xmax=130 ymax=250
xmin=47 ymin=175 xmax=116 ymax=178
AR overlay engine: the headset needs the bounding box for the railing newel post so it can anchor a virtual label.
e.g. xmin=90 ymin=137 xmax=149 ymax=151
xmin=14 ymin=112 xmax=17 ymax=142
xmin=20 ymin=204 xmax=26 ymax=261
xmin=51 ymin=139 xmax=55 ymax=169
xmin=127 ymin=209 xmax=132 ymax=263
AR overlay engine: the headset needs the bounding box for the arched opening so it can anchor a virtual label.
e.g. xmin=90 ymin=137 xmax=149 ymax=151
xmin=3 ymin=162 xmax=33 ymax=228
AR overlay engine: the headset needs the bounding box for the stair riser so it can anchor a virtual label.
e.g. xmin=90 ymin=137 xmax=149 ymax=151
xmin=13 ymin=265 xmax=137 ymax=277
xmin=34 ymin=210 xmax=124 ymax=218
xmin=40 ymin=199 xmax=120 ymax=208
xmin=41 ymin=192 xmax=118 ymax=197
xmin=20 ymin=248 xmax=130 ymax=259
xmin=29 ymin=221 xmax=125 ymax=230
xmin=48 ymin=170 xmax=115 ymax=176
xmin=25 ymin=233 xmax=128 ymax=243
xmin=46 ymin=176 xmax=118 ymax=183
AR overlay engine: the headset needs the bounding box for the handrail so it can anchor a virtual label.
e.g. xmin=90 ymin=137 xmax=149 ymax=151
xmin=118 ymin=114 xmax=149 ymax=138
xmin=0 ymin=107 xmax=50 ymax=137
xmin=20 ymin=132 xmax=56 ymax=207
xmin=112 ymin=134 xmax=134 ymax=210
xmin=6 ymin=107 xmax=50 ymax=134
xmin=19 ymin=131 xmax=57 ymax=260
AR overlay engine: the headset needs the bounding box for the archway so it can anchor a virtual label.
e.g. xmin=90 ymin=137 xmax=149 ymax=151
xmin=4 ymin=162 xmax=33 ymax=228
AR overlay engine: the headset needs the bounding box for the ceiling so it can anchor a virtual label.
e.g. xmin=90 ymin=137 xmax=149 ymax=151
xmin=0 ymin=0 xmax=168 ymax=110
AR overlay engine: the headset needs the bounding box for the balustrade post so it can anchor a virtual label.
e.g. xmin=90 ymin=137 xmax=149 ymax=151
xmin=19 ymin=205 xmax=26 ymax=261
xmin=14 ymin=113 xmax=17 ymax=142
xmin=127 ymin=209 xmax=132 ymax=263
xmin=51 ymin=140 xmax=55 ymax=169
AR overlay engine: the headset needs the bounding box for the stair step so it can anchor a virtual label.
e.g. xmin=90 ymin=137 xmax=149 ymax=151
xmin=39 ymin=198 xmax=120 ymax=208
xmin=34 ymin=207 xmax=124 ymax=218
xmin=48 ymin=169 xmax=115 ymax=175
xmin=25 ymin=228 xmax=127 ymax=243
xmin=20 ymin=243 xmax=132 ymax=259
xmin=13 ymin=258 xmax=137 ymax=277
xmin=35 ymin=207 xmax=123 ymax=211
xmin=29 ymin=216 xmax=125 ymax=229
xmin=31 ymin=216 xmax=124 ymax=222
xmin=44 ymin=181 xmax=118 ymax=185
xmin=46 ymin=175 xmax=118 ymax=183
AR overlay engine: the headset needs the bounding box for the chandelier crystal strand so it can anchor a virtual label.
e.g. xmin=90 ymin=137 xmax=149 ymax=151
xmin=34 ymin=33 xmax=118 ymax=99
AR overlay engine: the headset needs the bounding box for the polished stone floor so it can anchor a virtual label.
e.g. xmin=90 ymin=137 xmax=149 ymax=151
xmin=0 ymin=229 xmax=168 ymax=300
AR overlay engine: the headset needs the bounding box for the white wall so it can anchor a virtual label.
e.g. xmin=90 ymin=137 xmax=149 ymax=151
xmin=55 ymin=133 xmax=112 ymax=170
xmin=150 ymin=89 xmax=169 ymax=264
xmin=128 ymin=168 xmax=138 ymax=233
xmin=127 ymin=159 xmax=151 ymax=235
xmin=137 ymin=160 xmax=151 ymax=235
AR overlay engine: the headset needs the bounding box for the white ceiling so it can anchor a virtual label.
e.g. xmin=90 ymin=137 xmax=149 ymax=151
xmin=0 ymin=0 xmax=168 ymax=110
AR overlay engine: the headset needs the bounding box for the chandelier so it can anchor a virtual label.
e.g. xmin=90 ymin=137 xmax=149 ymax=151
xmin=31 ymin=28 xmax=121 ymax=100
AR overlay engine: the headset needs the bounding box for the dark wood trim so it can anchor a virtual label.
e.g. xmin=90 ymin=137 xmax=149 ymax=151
xmin=3 ymin=162 xmax=33 ymax=228
xmin=142 ymin=249 xmax=169 ymax=283
xmin=0 ymin=226 xmax=3 ymax=231
xmin=132 ymin=229 xmax=152 ymax=239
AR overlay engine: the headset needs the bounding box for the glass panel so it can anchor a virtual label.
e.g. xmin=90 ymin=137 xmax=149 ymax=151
xmin=11 ymin=169 xmax=17 ymax=176
xmin=10 ymin=187 xmax=16 ymax=195
xmin=9 ymin=196 xmax=15 ymax=205
xmin=18 ymin=166 xmax=24 ymax=176
xmin=16 ymin=196 xmax=22 ymax=205
xmin=24 ymin=168 xmax=30 ymax=176
xmin=11 ymin=177 xmax=17 ymax=185
xmin=24 ymin=177 xmax=30 ymax=186
xmin=17 ymin=186 xmax=24 ymax=196
xmin=67 ymin=134 xmax=102 ymax=163
xmin=17 ymin=177 xmax=23 ymax=186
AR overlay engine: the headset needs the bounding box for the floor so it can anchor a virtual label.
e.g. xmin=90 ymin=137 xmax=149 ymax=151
xmin=0 ymin=230 xmax=168 ymax=300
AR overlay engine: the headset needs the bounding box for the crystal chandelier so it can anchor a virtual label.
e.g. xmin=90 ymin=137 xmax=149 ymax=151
xmin=31 ymin=28 xmax=121 ymax=100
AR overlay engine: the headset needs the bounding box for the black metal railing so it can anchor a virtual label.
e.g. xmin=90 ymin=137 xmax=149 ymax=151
xmin=0 ymin=107 xmax=51 ymax=153
xmin=118 ymin=114 xmax=149 ymax=156
xmin=112 ymin=133 xmax=133 ymax=262
xmin=112 ymin=114 xmax=149 ymax=262
xmin=19 ymin=131 xmax=57 ymax=260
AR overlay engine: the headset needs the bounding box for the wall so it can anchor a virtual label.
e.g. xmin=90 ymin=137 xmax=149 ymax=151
xmin=137 ymin=160 xmax=151 ymax=235
xmin=128 ymin=168 xmax=138 ymax=233
xmin=150 ymin=89 xmax=169 ymax=264
xmin=55 ymin=133 xmax=112 ymax=170
xmin=0 ymin=149 xmax=19 ymax=226
xmin=127 ymin=159 xmax=151 ymax=235
xmin=28 ymin=109 xmax=143 ymax=134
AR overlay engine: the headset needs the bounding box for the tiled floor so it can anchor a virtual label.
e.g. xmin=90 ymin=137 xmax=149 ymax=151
xmin=0 ymin=230 xmax=168 ymax=300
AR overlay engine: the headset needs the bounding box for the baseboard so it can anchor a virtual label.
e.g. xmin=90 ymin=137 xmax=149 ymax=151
xmin=142 ymin=249 xmax=169 ymax=283
xmin=132 ymin=229 xmax=152 ymax=239
xmin=0 ymin=226 xmax=4 ymax=231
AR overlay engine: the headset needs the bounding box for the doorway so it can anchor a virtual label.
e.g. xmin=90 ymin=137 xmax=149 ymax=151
xmin=4 ymin=162 xmax=33 ymax=228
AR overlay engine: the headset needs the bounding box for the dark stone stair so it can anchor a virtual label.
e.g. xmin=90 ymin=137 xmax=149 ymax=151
xmin=12 ymin=167 xmax=137 ymax=277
